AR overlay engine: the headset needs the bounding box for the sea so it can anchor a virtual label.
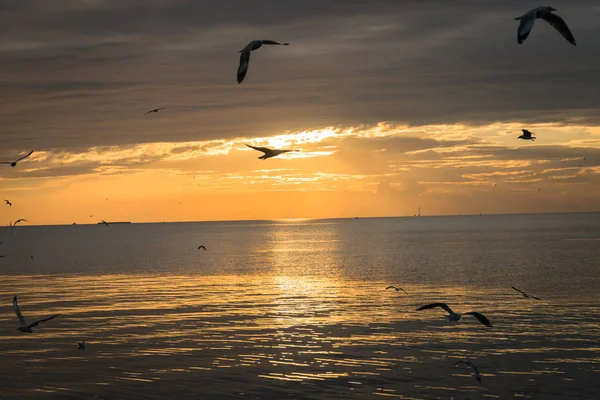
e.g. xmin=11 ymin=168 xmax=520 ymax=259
xmin=0 ymin=213 xmax=599 ymax=399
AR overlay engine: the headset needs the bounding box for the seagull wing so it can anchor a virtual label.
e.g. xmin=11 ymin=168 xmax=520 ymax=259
xmin=198 ymin=245 xmax=206 ymax=250
xmin=464 ymin=312 xmax=492 ymax=327
xmin=261 ymin=40 xmax=288 ymax=45
xmin=0 ymin=162 xmax=13 ymax=164
xmin=416 ymin=303 xmax=454 ymax=315
xmin=237 ymin=49 xmax=251 ymax=84
xmin=245 ymin=144 xmax=271 ymax=154
xmin=385 ymin=286 xmax=396 ymax=290
xmin=400 ymin=288 xmax=409 ymax=295
xmin=15 ymin=150 xmax=34 ymax=163
xmin=540 ymin=12 xmax=576 ymax=46
xmin=14 ymin=219 xmax=27 ymax=225
xmin=531 ymin=295 xmax=542 ymax=300
xmin=13 ymin=296 xmax=27 ymax=326
xmin=28 ymin=314 xmax=59 ymax=329
xmin=517 ymin=14 xmax=536 ymax=44
xmin=511 ymin=286 xmax=528 ymax=296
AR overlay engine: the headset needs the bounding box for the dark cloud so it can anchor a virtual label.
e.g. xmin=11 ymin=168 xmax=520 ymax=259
xmin=1 ymin=0 xmax=600 ymax=152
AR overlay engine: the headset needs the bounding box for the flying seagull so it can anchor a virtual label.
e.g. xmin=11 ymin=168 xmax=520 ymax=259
xmin=1 ymin=150 xmax=34 ymax=168
xmin=518 ymin=129 xmax=536 ymax=141
xmin=198 ymin=245 xmax=206 ymax=251
xmin=237 ymin=40 xmax=289 ymax=84
xmin=13 ymin=296 xmax=59 ymax=333
xmin=453 ymin=360 xmax=481 ymax=383
xmin=4 ymin=200 xmax=11 ymax=207
xmin=245 ymin=144 xmax=298 ymax=160
xmin=385 ymin=286 xmax=408 ymax=295
xmin=144 ymin=108 xmax=165 ymax=115
xmin=416 ymin=303 xmax=492 ymax=327
xmin=13 ymin=219 xmax=27 ymax=226
xmin=78 ymin=341 xmax=86 ymax=351
xmin=100 ymin=220 xmax=109 ymax=227
xmin=511 ymin=286 xmax=541 ymax=300
xmin=515 ymin=7 xmax=576 ymax=46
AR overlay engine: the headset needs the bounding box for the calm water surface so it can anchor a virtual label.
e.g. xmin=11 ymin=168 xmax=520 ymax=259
xmin=0 ymin=214 xmax=599 ymax=399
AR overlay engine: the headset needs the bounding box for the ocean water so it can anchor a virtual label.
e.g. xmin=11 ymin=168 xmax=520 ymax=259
xmin=0 ymin=213 xmax=599 ymax=399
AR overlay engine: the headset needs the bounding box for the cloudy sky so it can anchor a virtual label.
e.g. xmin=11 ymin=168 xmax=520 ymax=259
xmin=1 ymin=0 xmax=599 ymax=224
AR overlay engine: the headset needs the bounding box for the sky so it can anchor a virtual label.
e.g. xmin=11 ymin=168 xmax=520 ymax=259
xmin=1 ymin=0 xmax=599 ymax=225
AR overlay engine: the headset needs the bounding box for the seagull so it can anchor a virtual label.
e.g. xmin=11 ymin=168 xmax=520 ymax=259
xmin=78 ymin=341 xmax=86 ymax=351
xmin=4 ymin=200 xmax=11 ymax=207
xmin=245 ymin=144 xmax=298 ymax=160
xmin=13 ymin=219 xmax=27 ymax=226
xmin=100 ymin=220 xmax=109 ymax=227
xmin=13 ymin=296 xmax=59 ymax=333
xmin=515 ymin=7 xmax=576 ymax=46
xmin=453 ymin=360 xmax=481 ymax=383
xmin=144 ymin=108 xmax=165 ymax=115
xmin=198 ymin=245 xmax=206 ymax=251
xmin=518 ymin=129 xmax=536 ymax=141
xmin=237 ymin=40 xmax=289 ymax=84
xmin=416 ymin=303 xmax=492 ymax=326
xmin=1 ymin=150 xmax=34 ymax=168
xmin=511 ymin=286 xmax=541 ymax=300
xmin=385 ymin=286 xmax=408 ymax=295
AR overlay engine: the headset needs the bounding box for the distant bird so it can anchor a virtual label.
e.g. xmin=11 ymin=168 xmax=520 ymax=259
xmin=4 ymin=200 xmax=11 ymax=207
xmin=511 ymin=286 xmax=541 ymax=300
xmin=0 ymin=255 xmax=5 ymax=258
xmin=515 ymin=7 xmax=576 ymax=46
xmin=13 ymin=296 xmax=59 ymax=333
xmin=13 ymin=219 xmax=27 ymax=226
xmin=30 ymin=255 xmax=34 ymax=260
xmin=245 ymin=144 xmax=298 ymax=160
xmin=237 ymin=40 xmax=289 ymax=84
xmin=453 ymin=360 xmax=481 ymax=383
xmin=385 ymin=286 xmax=408 ymax=295
xmin=100 ymin=220 xmax=109 ymax=227
xmin=144 ymin=108 xmax=165 ymax=115
xmin=416 ymin=303 xmax=492 ymax=327
xmin=198 ymin=245 xmax=206 ymax=251
xmin=78 ymin=341 xmax=86 ymax=351
xmin=518 ymin=129 xmax=536 ymax=141
xmin=1 ymin=150 xmax=34 ymax=168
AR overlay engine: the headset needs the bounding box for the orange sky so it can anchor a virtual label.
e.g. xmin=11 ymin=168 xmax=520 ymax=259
xmin=1 ymin=122 xmax=599 ymax=225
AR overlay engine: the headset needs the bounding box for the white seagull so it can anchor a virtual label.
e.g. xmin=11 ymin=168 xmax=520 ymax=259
xmin=13 ymin=296 xmax=60 ymax=333
xmin=385 ymin=286 xmax=408 ymax=295
xmin=453 ymin=360 xmax=481 ymax=383
xmin=416 ymin=303 xmax=492 ymax=327
xmin=515 ymin=7 xmax=576 ymax=46
xmin=245 ymin=144 xmax=298 ymax=160
xmin=1 ymin=150 xmax=34 ymax=168
xmin=511 ymin=286 xmax=541 ymax=300
xmin=237 ymin=40 xmax=289 ymax=84
xmin=518 ymin=129 xmax=536 ymax=141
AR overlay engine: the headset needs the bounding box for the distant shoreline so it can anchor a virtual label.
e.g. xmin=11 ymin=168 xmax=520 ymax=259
xmin=2 ymin=211 xmax=599 ymax=228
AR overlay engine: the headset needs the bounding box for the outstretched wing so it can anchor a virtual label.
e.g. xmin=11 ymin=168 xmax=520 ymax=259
xmin=399 ymin=288 xmax=409 ymax=295
xmin=245 ymin=144 xmax=271 ymax=154
xmin=28 ymin=314 xmax=59 ymax=328
xmin=531 ymin=295 xmax=542 ymax=300
xmin=237 ymin=49 xmax=251 ymax=84
xmin=464 ymin=312 xmax=492 ymax=327
xmin=15 ymin=150 xmax=34 ymax=163
xmin=511 ymin=286 xmax=528 ymax=296
xmin=416 ymin=303 xmax=454 ymax=314
xmin=198 ymin=245 xmax=206 ymax=250
xmin=14 ymin=219 xmax=27 ymax=225
xmin=517 ymin=14 xmax=536 ymax=44
xmin=541 ymin=12 xmax=576 ymax=46
xmin=13 ymin=296 xmax=27 ymax=325
xmin=385 ymin=286 xmax=396 ymax=290
xmin=261 ymin=40 xmax=288 ymax=45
